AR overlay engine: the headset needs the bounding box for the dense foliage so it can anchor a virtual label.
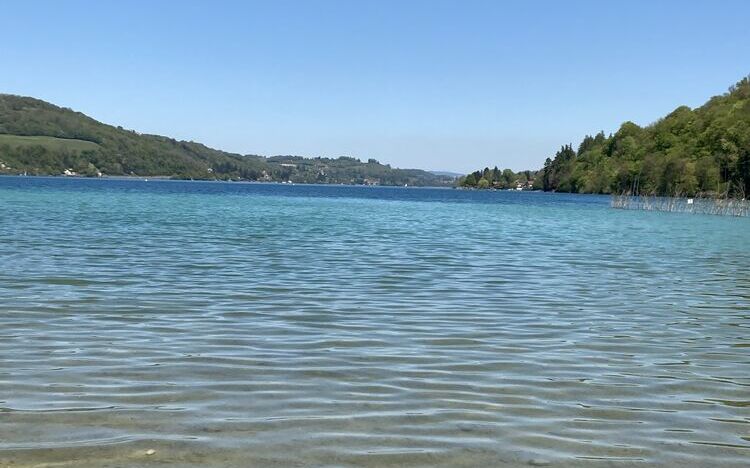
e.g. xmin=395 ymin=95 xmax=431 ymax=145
xmin=463 ymin=76 xmax=750 ymax=198
xmin=0 ymin=94 xmax=454 ymax=186
xmin=458 ymin=166 xmax=539 ymax=190
xmin=542 ymin=77 xmax=750 ymax=197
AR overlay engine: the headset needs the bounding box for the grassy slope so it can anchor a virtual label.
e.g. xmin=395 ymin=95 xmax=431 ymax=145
xmin=0 ymin=134 xmax=100 ymax=152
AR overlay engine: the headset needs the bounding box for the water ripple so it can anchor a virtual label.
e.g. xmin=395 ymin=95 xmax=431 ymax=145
xmin=1 ymin=178 xmax=749 ymax=467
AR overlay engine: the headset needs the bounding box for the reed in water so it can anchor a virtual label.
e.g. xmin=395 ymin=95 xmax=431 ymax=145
xmin=612 ymin=194 xmax=750 ymax=217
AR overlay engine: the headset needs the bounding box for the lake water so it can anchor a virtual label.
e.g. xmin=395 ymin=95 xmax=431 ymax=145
xmin=1 ymin=177 xmax=748 ymax=467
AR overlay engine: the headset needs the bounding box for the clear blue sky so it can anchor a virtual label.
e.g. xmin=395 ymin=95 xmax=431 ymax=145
xmin=2 ymin=0 xmax=749 ymax=172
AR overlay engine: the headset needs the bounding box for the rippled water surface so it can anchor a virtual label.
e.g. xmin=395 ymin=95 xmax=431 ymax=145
xmin=1 ymin=177 xmax=749 ymax=467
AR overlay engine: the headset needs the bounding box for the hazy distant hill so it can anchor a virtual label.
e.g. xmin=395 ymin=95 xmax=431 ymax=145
xmin=429 ymin=170 xmax=462 ymax=178
xmin=0 ymin=94 xmax=454 ymax=186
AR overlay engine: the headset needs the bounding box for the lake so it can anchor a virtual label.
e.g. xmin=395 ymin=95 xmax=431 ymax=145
xmin=0 ymin=177 xmax=748 ymax=467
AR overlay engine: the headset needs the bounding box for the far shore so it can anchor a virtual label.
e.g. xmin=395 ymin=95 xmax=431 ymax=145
xmin=0 ymin=173 xmax=460 ymax=189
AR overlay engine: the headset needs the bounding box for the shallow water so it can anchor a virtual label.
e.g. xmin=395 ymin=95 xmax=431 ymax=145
xmin=1 ymin=177 xmax=748 ymax=467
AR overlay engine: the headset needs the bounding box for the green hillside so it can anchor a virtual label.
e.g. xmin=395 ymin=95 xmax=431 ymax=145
xmin=460 ymin=76 xmax=750 ymax=197
xmin=0 ymin=134 xmax=100 ymax=152
xmin=0 ymin=94 xmax=454 ymax=186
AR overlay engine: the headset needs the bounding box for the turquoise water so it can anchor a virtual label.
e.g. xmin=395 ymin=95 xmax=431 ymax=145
xmin=1 ymin=177 xmax=748 ymax=467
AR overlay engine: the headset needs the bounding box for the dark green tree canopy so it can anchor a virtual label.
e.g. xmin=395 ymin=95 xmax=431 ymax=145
xmin=463 ymin=75 xmax=750 ymax=197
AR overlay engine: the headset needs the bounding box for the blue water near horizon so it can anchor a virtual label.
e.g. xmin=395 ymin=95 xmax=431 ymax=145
xmin=1 ymin=176 xmax=748 ymax=467
xmin=0 ymin=174 xmax=613 ymax=206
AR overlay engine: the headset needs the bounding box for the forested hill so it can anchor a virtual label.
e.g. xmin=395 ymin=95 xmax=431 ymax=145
xmin=461 ymin=76 xmax=750 ymax=197
xmin=0 ymin=94 xmax=455 ymax=186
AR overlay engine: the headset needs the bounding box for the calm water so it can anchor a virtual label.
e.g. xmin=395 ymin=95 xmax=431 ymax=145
xmin=1 ymin=177 xmax=748 ymax=467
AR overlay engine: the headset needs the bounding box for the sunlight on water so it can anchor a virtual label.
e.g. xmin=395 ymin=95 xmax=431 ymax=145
xmin=1 ymin=177 xmax=749 ymax=467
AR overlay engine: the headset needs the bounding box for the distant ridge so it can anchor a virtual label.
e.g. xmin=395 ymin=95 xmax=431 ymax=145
xmin=0 ymin=94 xmax=454 ymax=186
xmin=429 ymin=170 xmax=462 ymax=178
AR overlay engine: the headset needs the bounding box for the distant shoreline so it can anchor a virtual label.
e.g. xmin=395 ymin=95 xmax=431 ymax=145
xmin=0 ymin=173 xmax=458 ymax=189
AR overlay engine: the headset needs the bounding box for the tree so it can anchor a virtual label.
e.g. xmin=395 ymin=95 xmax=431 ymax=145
xmin=501 ymin=169 xmax=515 ymax=188
xmin=463 ymin=173 xmax=477 ymax=187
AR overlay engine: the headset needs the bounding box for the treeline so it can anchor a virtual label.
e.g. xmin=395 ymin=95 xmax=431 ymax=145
xmin=458 ymin=166 xmax=539 ymax=189
xmin=543 ymin=77 xmax=750 ymax=197
xmin=464 ymin=76 xmax=750 ymax=198
xmin=0 ymin=94 xmax=454 ymax=186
